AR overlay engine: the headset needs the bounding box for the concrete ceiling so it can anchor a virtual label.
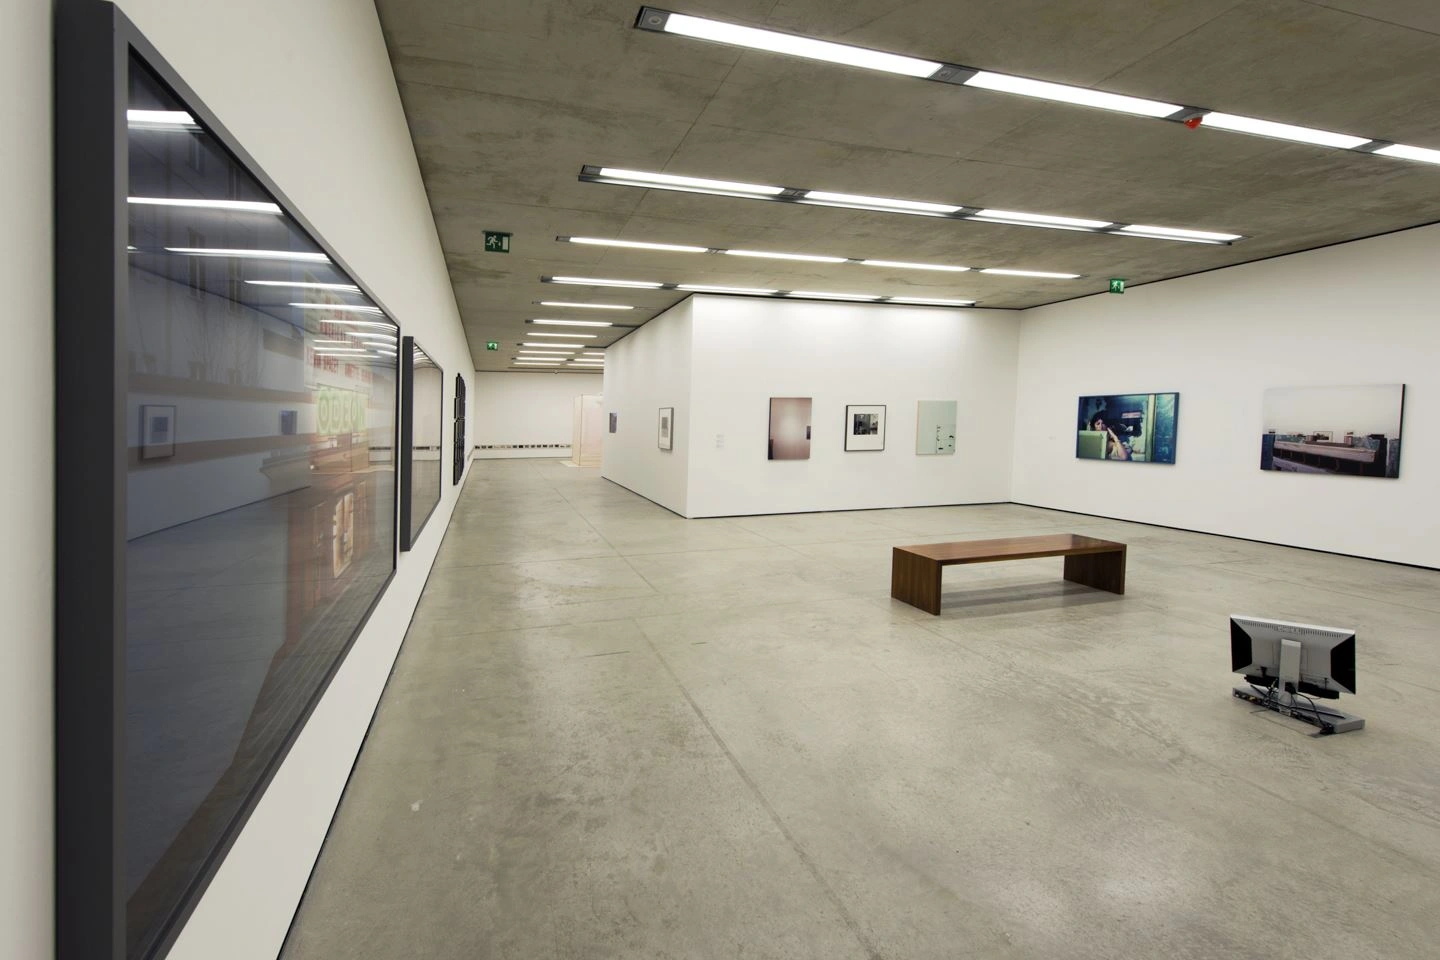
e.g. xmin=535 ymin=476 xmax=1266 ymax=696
xmin=373 ymin=0 xmax=1440 ymax=370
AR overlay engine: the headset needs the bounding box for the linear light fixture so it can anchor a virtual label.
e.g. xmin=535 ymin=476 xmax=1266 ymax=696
xmin=538 ymin=300 xmax=634 ymax=310
xmin=1115 ymin=224 xmax=1242 ymax=242
xmin=566 ymin=236 xmax=709 ymax=253
xmin=583 ymin=351 xmax=607 ymax=356
xmin=313 ymin=348 xmax=368 ymax=354
xmin=529 ymin=319 xmax=615 ymax=327
xmin=522 ymin=341 xmax=586 ymax=348
xmin=595 ymin=166 xmax=783 ymax=196
xmin=513 ymin=361 xmax=564 ymax=366
xmin=289 ymin=302 xmax=384 ymax=314
xmin=787 ymin=290 xmax=881 ymax=301
xmin=247 ymin=280 xmax=360 ymax=292
xmin=634 ymin=7 xmax=1438 ymax=169
xmin=168 ymin=247 xmax=330 ymax=261
xmin=302 ymin=319 xmax=393 ymax=329
xmin=724 ymin=249 xmax=848 ymax=263
xmin=518 ymin=351 xmax=574 ymax=356
xmin=348 ymin=332 xmax=397 ymax=341
xmin=546 ymin=275 xmax=665 ymax=288
xmin=860 ymin=260 xmax=971 ymax=272
xmin=981 ymin=268 xmax=1083 ymax=279
xmin=130 ymin=197 xmax=282 ymax=215
xmin=311 ymin=339 xmax=352 ymax=346
xmin=888 ymin=296 xmax=977 ymax=306
xmin=527 ymin=331 xmax=598 ymax=338
xmin=675 ymin=283 xmax=780 ymax=294
xmin=580 ymin=165 xmax=1242 ymax=244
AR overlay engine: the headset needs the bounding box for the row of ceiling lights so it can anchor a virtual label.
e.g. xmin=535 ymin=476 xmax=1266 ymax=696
xmin=635 ymin=7 xmax=1440 ymax=166
xmin=541 ymin=274 xmax=976 ymax=305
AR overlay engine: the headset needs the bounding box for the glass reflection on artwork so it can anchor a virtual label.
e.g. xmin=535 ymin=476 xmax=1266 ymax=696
xmin=124 ymin=56 xmax=397 ymax=958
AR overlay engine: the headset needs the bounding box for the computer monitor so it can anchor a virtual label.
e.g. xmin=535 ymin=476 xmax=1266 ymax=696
xmin=1230 ymin=615 xmax=1356 ymax=698
xmin=1076 ymin=430 xmax=1107 ymax=459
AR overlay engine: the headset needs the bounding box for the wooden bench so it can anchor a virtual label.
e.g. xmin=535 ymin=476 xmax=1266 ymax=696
xmin=890 ymin=534 xmax=1127 ymax=615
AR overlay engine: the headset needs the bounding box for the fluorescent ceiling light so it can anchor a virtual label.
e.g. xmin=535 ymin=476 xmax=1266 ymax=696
xmin=539 ymin=300 xmax=633 ymax=310
xmin=583 ymin=351 xmax=606 ymax=356
xmin=1198 ymin=112 xmax=1367 ymax=149
xmin=677 ymin=284 xmax=779 ymax=295
xmin=1374 ymin=143 xmax=1440 ymax=165
xmin=973 ymin=209 xmax=1112 ymax=229
xmin=787 ymin=291 xmax=881 ymax=301
xmin=566 ymin=236 xmax=709 ymax=253
xmin=129 ymin=197 xmax=281 ymax=215
xmin=247 ymin=280 xmax=360 ymax=292
xmin=860 ymin=259 xmax=970 ymax=272
xmin=168 ymin=247 xmax=329 ymax=262
xmin=518 ymin=351 xmax=573 ymax=356
xmin=803 ymin=190 xmax=960 ymax=214
xmin=527 ymin=332 xmax=597 ymax=338
xmin=657 ymin=12 xmax=941 ymax=78
xmin=522 ymin=342 xmax=585 ymax=348
xmin=724 ymin=249 xmax=848 ymax=263
xmin=547 ymin=275 xmax=664 ymax=288
xmin=964 ymin=71 xmax=1180 ymax=118
xmin=513 ymin=361 xmax=563 ymax=366
xmin=304 ymin=319 xmax=393 ymax=329
xmin=288 ymin=302 xmax=383 ymax=313
xmin=127 ymin=109 xmax=197 ymax=129
xmin=530 ymin=319 xmax=614 ymax=327
xmin=595 ymin=167 xmax=782 ymax=196
xmin=1117 ymin=224 xmax=1242 ymax=243
xmin=980 ymin=268 xmax=1082 ymax=279
xmin=888 ymin=296 xmax=976 ymax=306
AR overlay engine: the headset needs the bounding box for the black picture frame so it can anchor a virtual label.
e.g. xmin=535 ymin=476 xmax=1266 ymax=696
xmin=54 ymin=3 xmax=403 ymax=958
xmin=452 ymin=372 xmax=467 ymax=485
xmin=400 ymin=338 xmax=443 ymax=549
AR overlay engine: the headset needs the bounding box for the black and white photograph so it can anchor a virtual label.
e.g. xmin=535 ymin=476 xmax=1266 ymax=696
xmin=657 ymin=407 xmax=673 ymax=450
xmin=845 ymin=404 xmax=886 ymax=452
xmin=140 ymin=404 xmax=177 ymax=460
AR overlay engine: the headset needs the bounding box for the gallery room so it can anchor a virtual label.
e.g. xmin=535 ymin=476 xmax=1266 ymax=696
xmin=9 ymin=1 xmax=1440 ymax=959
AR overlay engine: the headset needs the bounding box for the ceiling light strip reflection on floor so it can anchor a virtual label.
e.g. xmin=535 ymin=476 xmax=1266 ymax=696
xmin=634 ymin=8 xmax=1431 ymax=167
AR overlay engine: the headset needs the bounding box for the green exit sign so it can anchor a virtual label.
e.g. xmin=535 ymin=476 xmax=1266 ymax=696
xmin=483 ymin=231 xmax=511 ymax=253
xmin=1108 ymin=278 xmax=1127 ymax=294
xmin=485 ymin=340 xmax=499 ymax=351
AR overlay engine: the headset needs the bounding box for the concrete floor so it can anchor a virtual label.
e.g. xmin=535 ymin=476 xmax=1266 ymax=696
xmin=282 ymin=460 xmax=1440 ymax=960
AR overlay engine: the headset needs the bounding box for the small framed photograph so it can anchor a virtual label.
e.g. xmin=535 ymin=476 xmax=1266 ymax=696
xmin=609 ymin=412 xmax=618 ymax=434
xmin=845 ymin=404 xmax=886 ymax=452
xmin=658 ymin=407 xmax=673 ymax=450
xmin=140 ymin=404 xmax=177 ymax=459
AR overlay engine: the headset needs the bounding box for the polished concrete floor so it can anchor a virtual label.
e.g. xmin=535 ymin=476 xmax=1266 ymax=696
xmin=283 ymin=460 xmax=1440 ymax=960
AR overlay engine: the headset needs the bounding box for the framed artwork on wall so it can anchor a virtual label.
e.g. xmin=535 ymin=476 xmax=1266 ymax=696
xmin=1260 ymin=384 xmax=1403 ymax=478
xmin=915 ymin=400 xmax=956 ymax=455
xmin=1076 ymin=393 xmax=1179 ymax=463
xmin=769 ymin=397 xmax=812 ymax=460
xmin=844 ymin=404 xmax=885 ymax=452
xmin=658 ymin=407 xmax=673 ymax=450
xmin=139 ymin=404 xmax=176 ymax=459
xmin=400 ymin=338 xmax=443 ymax=549
xmin=609 ymin=412 xmax=618 ymax=433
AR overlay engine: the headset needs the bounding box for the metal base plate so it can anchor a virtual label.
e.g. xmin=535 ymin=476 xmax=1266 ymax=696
xmin=1232 ymin=686 xmax=1365 ymax=734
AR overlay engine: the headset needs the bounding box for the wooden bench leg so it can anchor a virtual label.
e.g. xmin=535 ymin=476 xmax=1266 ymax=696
xmin=892 ymin=549 xmax=942 ymax=615
xmin=1063 ymin=548 xmax=1126 ymax=595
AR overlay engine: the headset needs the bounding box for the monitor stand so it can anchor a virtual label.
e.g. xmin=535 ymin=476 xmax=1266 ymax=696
xmin=1232 ymin=638 xmax=1365 ymax=735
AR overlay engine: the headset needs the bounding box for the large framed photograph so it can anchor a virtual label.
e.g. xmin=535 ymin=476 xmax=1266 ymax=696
xmin=658 ymin=406 xmax=674 ymax=450
xmin=768 ymin=397 xmax=812 ymax=460
xmin=1076 ymin=393 xmax=1179 ymax=463
xmin=916 ymin=400 xmax=956 ymax=455
xmin=845 ymin=404 xmax=886 ymax=452
xmin=55 ymin=7 xmax=404 ymax=958
xmin=139 ymin=404 xmax=176 ymax=459
xmin=1261 ymin=384 xmax=1404 ymax=478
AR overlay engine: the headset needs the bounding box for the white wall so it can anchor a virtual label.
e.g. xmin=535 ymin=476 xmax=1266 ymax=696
xmin=471 ymin=371 xmax=604 ymax=458
xmin=1 ymin=0 xmax=53 ymax=957
xmin=600 ymin=298 xmax=695 ymax=514
xmin=682 ymin=296 xmax=1019 ymax=518
xmin=107 ymin=2 xmax=473 ymax=958
xmin=1012 ymin=224 xmax=1440 ymax=568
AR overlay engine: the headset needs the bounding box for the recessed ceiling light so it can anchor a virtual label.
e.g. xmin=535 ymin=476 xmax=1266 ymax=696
xmin=980 ymin=268 xmax=1083 ymax=279
xmin=289 ymin=302 xmax=384 ymax=314
xmin=1196 ymin=112 xmax=1367 ymax=149
xmin=723 ymin=249 xmax=848 ymax=263
xmin=787 ymin=291 xmax=882 ymax=301
xmin=539 ymin=300 xmax=634 ymax=310
xmin=594 ymin=167 xmax=783 ymax=196
xmin=168 ymin=247 xmax=329 ymax=262
xmin=527 ymin=331 xmax=598 ymax=338
xmin=130 ymin=197 xmax=282 ymax=214
xmin=887 ymin=296 xmax=976 ymax=306
xmin=522 ymin=342 xmax=585 ymax=348
xmin=546 ymin=275 xmax=664 ymax=288
xmin=802 ymin=190 xmax=960 ymax=215
xmin=677 ymin=284 xmax=779 ymax=294
xmin=973 ymin=209 xmax=1112 ymax=230
xmin=247 ymin=280 xmax=360 ymax=292
xmin=1116 ymin=224 xmax=1242 ymax=243
xmin=566 ymin=236 xmax=709 ymax=253
xmin=860 ymin=259 xmax=971 ymax=272
xmin=530 ymin=319 xmax=614 ymax=327
xmin=1374 ymin=143 xmax=1440 ymax=165
xmin=649 ymin=11 xmax=943 ymax=78
xmin=963 ymin=71 xmax=1180 ymax=118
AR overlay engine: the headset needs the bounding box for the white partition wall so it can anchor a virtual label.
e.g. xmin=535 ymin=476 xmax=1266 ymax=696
xmin=472 ymin=371 xmax=605 ymax=458
xmin=602 ymin=296 xmax=1019 ymax=518
xmin=1012 ymin=224 xmax=1440 ymax=568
